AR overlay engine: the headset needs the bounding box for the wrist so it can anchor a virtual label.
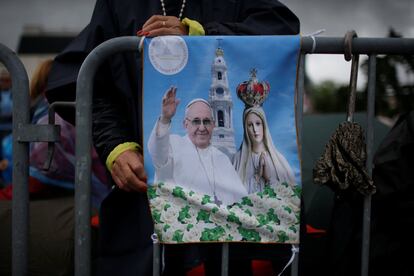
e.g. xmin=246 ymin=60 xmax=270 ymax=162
xmin=160 ymin=116 xmax=171 ymax=124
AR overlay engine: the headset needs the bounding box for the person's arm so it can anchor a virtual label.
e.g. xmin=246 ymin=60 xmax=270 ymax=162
xmin=88 ymin=0 xmax=148 ymax=192
xmin=147 ymin=119 xmax=171 ymax=168
xmin=147 ymin=87 xmax=179 ymax=179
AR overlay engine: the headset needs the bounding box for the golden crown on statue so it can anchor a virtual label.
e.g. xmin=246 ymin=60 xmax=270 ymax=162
xmin=236 ymin=69 xmax=270 ymax=107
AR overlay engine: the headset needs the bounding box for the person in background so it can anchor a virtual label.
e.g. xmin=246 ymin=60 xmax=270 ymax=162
xmin=45 ymin=0 xmax=300 ymax=275
xmin=0 ymin=59 xmax=110 ymax=275
xmin=0 ymin=59 xmax=111 ymax=208
xmin=0 ymin=70 xmax=12 ymax=187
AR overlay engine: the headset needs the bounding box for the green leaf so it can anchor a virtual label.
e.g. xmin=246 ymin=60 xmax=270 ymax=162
xmin=256 ymin=214 xmax=269 ymax=227
xmin=178 ymin=206 xmax=191 ymax=224
xmin=244 ymin=209 xmax=252 ymax=217
xmin=189 ymin=191 xmax=195 ymax=196
xmin=227 ymin=212 xmax=241 ymax=225
xmin=201 ymin=195 xmax=212 ymax=205
xmin=267 ymin=208 xmax=280 ymax=224
xmin=283 ymin=206 xmax=292 ymax=214
xmin=147 ymin=186 xmax=157 ymax=200
xmin=186 ymin=224 xmax=194 ymax=231
xmin=172 ymin=187 xmax=187 ymax=200
xmin=163 ymin=224 xmax=171 ymax=232
xmin=152 ymin=210 xmax=163 ymax=224
xmin=266 ymin=225 xmax=274 ymax=233
xmin=163 ymin=203 xmax=171 ymax=211
xmin=293 ymin=186 xmax=302 ymax=198
xmin=277 ymin=231 xmax=289 ymax=243
xmin=237 ymin=227 xmax=261 ymax=242
xmin=172 ymin=230 xmax=184 ymax=243
xmin=211 ymin=207 xmax=219 ymax=214
xmin=289 ymin=225 xmax=297 ymax=233
xmin=226 ymin=234 xmax=234 ymax=241
xmin=196 ymin=209 xmax=211 ymax=223
xmin=241 ymin=197 xmax=254 ymax=206
xmin=263 ymin=186 xmax=277 ymax=198
xmin=200 ymin=226 xmax=225 ymax=241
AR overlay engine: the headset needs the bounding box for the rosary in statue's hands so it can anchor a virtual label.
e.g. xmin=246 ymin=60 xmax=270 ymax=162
xmin=161 ymin=86 xmax=180 ymax=124
xmin=138 ymin=15 xmax=188 ymax=37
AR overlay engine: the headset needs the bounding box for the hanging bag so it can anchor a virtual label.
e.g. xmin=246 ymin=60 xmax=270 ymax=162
xmin=313 ymin=31 xmax=376 ymax=196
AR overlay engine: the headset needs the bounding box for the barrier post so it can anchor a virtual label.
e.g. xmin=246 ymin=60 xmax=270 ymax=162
xmin=0 ymin=43 xmax=30 ymax=276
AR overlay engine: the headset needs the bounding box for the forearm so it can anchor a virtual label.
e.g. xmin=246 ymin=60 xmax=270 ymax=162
xmin=147 ymin=119 xmax=171 ymax=168
xmin=92 ymin=79 xmax=137 ymax=165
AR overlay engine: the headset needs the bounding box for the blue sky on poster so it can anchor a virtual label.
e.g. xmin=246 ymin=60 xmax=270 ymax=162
xmin=143 ymin=35 xmax=302 ymax=185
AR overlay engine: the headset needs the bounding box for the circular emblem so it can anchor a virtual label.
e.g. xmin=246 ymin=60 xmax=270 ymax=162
xmin=148 ymin=36 xmax=188 ymax=75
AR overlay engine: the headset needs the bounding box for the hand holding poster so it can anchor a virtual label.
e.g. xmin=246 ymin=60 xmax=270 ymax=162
xmin=143 ymin=35 xmax=301 ymax=243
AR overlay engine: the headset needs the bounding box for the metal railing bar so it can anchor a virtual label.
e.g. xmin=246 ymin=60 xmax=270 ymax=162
xmin=43 ymin=101 xmax=76 ymax=170
xmin=301 ymin=37 xmax=414 ymax=55
xmin=0 ymin=43 xmax=30 ymax=276
xmin=75 ymin=36 xmax=143 ymax=276
xmin=361 ymin=54 xmax=376 ymax=276
xmin=221 ymin=243 xmax=229 ymax=276
xmin=152 ymin=242 xmax=160 ymax=276
xmin=15 ymin=124 xmax=60 ymax=142
xmin=291 ymin=53 xmax=306 ymax=276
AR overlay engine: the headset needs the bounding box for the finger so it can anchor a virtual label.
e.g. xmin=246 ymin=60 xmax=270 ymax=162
xmin=142 ymin=20 xmax=168 ymax=33
xmin=167 ymin=86 xmax=175 ymax=98
xmin=142 ymin=15 xmax=166 ymax=29
xmin=128 ymin=154 xmax=147 ymax=182
xmin=124 ymin=167 xmax=147 ymax=192
xmin=112 ymin=172 xmax=132 ymax=192
xmin=115 ymin=160 xmax=146 ymax=192
xmin=147 ymin=27 xmax=184 ymax=37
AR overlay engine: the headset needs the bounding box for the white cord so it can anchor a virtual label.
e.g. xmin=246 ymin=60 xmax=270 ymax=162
xmin=305 ymin=29 xmax=326 ymax=54
xmin=277 ymin=245 xmax=299 ymax=276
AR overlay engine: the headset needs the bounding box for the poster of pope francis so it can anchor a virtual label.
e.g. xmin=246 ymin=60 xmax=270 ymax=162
xmin=143 ymin=35 xmax=301 ymax=244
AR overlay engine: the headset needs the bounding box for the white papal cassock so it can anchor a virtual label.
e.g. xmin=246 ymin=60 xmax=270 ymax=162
xmin=148 ymin=120 xmax=247 ymax=206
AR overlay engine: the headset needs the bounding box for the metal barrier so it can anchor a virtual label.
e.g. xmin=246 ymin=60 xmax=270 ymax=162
xmin=3 ymin=35 xmax=414 ymax=275
xmin=0 ymin=44 xmax=61 ymax=276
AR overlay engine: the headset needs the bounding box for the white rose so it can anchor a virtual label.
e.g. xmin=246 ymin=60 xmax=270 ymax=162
xmin=184 ymin=227 xmax=202 ymax=242
xmin=276 ymin=184 xmax=293 ymax=198
xmin=289 ymin=195 xmax=301 ymax=209
xmin=278 ymin=209 xmax=297 ymax=226
xmin=150 ymin=197 xmax=164 ymax=210
xmin=161 ymin=205 xmax=180 ymax=224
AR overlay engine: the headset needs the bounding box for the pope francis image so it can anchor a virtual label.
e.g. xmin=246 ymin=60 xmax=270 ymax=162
xmin=148 ymin=86 xmax=247 ymax=206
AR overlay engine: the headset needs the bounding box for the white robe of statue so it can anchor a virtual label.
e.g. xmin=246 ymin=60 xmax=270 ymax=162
xmin=148 ymin=120 xmax=247 ymax=206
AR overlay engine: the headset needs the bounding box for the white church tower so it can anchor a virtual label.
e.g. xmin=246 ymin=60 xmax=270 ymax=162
xmin=209 ymin=47 xmax=237 ymax=159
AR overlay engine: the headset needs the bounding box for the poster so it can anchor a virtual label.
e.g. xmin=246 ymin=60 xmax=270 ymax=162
xmin=143 ymin=36 xmax=301 ymax=243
